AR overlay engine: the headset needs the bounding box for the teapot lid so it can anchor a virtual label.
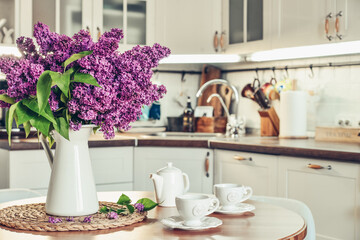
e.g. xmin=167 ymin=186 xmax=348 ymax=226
xmin=157 ymin=162 xmax=182 ymax=174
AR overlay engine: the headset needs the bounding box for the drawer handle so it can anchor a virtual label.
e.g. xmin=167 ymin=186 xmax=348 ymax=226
xmin=205 ymin=152 xmax=210 ymax=178
xmin=307 ymin=163 xmax=332 ymax=170
xmin=234 ymin=156 xmax=252 ymax=161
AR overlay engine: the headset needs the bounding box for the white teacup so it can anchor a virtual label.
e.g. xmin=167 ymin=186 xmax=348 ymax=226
xmin=214 ymin=183 xmax=253 ymax=211
xmin=175 ymin=194 xmax=220 ymax=227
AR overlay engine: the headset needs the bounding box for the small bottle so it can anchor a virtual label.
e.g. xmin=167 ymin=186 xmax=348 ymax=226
xmin=183 ymin=96 xmax=194 ymax=132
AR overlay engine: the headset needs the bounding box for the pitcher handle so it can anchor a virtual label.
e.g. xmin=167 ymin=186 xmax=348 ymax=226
xmin=40 ymin=134 xmax=54 ymax=169
xmin=242 ymin=186 xmax=253 ymax=201
xmin=183 ymin=173 xmax=190 ymax=193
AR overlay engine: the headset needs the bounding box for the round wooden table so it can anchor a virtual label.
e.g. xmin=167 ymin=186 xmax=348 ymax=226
xmin=0 ymin=191 xmax=306 ymax=240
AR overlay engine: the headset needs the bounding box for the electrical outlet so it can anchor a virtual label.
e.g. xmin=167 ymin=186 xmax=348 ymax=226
xmin=335 ymin=114 xmax=346 ymax=127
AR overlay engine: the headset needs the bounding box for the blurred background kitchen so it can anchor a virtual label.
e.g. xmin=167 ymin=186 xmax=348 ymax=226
xmin=0 ymin=0 xmax=359 ymax=136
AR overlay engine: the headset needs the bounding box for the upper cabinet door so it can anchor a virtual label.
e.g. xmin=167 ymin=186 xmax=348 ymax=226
xmin=92 ymin=0 xmax=154 ymax=50
xmin=154 ymin=0 xmax=222 ymax=54
xmin=32 ymin=0 xmax=83 ymax=37
xmin=335 ymin=0 xmax=360 ymax=42
xmin=0 ymin=0 xmax=19 ymax=44
xmin=222 ymin=0 xmax=272 ymax=54
xmin=271 ymin=0 xmax=332 ymax=49
xmin=271 ymin=0 xmax=360 ymax=49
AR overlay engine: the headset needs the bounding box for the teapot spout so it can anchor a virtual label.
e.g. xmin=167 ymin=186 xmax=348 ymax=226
xmin=40 ymin=134 xmax=54 ymax=169
xmin=150 ymin=173 xmax=163 ymax=201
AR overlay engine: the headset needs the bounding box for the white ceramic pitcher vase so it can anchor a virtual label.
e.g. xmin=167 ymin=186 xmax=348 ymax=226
xmin=40 ymin=125 xmax=99 ymax=216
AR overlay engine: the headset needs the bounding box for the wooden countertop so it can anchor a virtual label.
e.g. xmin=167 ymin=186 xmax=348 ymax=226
xmin=0 ymin=132 xmax=359 ymax=162
xmin=0 ymin=191 xmax=306 ymax=240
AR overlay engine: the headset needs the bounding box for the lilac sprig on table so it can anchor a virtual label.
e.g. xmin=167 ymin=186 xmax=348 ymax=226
xmin=82 ymin=216 xmax=92 ymax=223
xmin=99 ymin=194 xmax=157 ymax=219
xmin=0 ymin=22 xmax=170 ymax=143
xmin=48 ymin=216 xmax=62 ymax=223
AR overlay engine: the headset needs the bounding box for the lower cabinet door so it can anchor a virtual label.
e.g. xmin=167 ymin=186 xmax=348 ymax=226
xmin=134 ymin=147 xmax=214 ymax=194
xmin=214 ymin=149 xmax=278 ymax=196
xmin=278 ymin=156 xmax=360 ymax=240
xmin=89 ymin=147 xmax=133 ymax=185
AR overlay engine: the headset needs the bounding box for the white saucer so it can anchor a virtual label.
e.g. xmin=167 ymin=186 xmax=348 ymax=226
xmin=161 ymin=216 xmax=222 ymax=230
xmin=214 ymin=203 xmax=255 ymax=215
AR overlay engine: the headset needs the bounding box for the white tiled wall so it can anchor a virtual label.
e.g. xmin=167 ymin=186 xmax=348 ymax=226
xmin=154 ymin=55 xmax=360 ymax=132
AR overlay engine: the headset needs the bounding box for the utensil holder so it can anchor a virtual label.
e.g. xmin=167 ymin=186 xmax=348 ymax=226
xmin=258 ymin=107 xmax=279 ymax=136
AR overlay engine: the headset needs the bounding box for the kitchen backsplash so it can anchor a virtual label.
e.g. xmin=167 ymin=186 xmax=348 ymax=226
xmin=153 ymin=54 xmax=360 ymax=133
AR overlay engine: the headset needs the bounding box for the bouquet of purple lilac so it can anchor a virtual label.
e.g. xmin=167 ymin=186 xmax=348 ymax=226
xmin=0 ymin=22 xmax=170 ymax=143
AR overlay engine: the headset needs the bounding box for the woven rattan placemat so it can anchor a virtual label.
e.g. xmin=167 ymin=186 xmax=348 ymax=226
xmin=0 ymin=201 xmax=147 ymax=232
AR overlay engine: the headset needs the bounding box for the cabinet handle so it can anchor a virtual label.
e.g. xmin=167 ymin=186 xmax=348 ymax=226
xmin=335 ymin=11 xmax=343 ymax=40
xmin=97 ymin=27 xmax=101 ymax=41
xmin=325 ymin=13 xmax=333 ymax=41
xmin=213 ymin=31 xmax=219 ymax=52
xmin=220 ymin=31 xmax=225 ymax=52
xmin=205 ymin=152 xmax=210 ymax=178
xmin=233 ymin=156 xmax=252 ymax=161
xmin=307 ymin=163 xmax=332 ymax=170
xmin=86 ymin=26 xmax=91 ymax=36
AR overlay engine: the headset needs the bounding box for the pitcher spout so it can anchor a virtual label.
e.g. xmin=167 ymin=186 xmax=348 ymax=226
xmin=40 ymin=134 xmax=54 ymax=168
xmin=150 ymin=173 xmax=163 ymax=201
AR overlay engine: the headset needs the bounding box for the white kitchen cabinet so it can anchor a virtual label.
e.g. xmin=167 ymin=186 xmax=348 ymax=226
xmin=26 ymin=0 xmax=154 ymax=50
xmin=155 ymin=0 xmax=222 ymax=54
xmin=0 ymin=0 xmax=20 ymax=45
xmin=0 ymin=147 xmax=134 ymax=193
xmin=89 ymin=147 xmax=133 ymax=190
xmin=134 ymin=147 xmax=214 ymax=194
xmin=221 ymin=0 xmax=272 ymax=54
xmin=271 ymin=0 xmax=360 ymax=49
xmin=278 ymin=156 xmax=360 ymax=240
xmin=214 ymin=149 xmax=278 ymax=196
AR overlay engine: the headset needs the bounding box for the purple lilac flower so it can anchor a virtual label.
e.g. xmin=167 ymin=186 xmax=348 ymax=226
xmin=65 ymin=217 xmax=74 ymax=222
xmin=134 ymin=203 xmax=145 ymax=212
xmin=83 ymin=216 xmax=92 ymax=223
xmin=107 ymin=211 xmax=118 ymax=219
xmin=0 ymin=22 xmax=170 ymax=139
xmin=48 ymin=216 xmax=62 ymax=223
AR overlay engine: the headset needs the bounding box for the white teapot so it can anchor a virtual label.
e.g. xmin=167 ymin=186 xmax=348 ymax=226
xmin=150 ymin=162 xmax=190 ymax=207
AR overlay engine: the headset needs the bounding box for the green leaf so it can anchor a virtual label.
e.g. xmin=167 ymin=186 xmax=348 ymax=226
xmin=23 ymin=121 xmax=31 ymax=138
xmin=6 ymin=102 xmax=19 ymax=145
xmin=63 ymin=51 xmax=93 ymax=71
xmin=0 ymin=94 xmax=15 ymax=104
xmin=117 ymin=194 xmax=131 ymax=205
xmin=47 ymin=135 xmax=55 ymax=148
xmin=60 ymin=93 xmax=67 ymax=104
xmin=49 ymin=71 xmax=70 ymax=98
xmin=22 ymin=98 xmax=56 ymax=125
xmin=29 ymin=116 xmax=50 ymax=137
xmin=99 ymin=206 xmax=109 ymax=213
xmin=136 ymin=198 xmax=158 ymax=211
xmin=93 ymin=126 xmax=100 ymax=134
xmin=53 ymin=117 xmax=69 ymax=140
xmin=116 ymin=209 xmax=125 ymax=214
xmin=15 ymin=102 xmax=37 ymax=125
xmin=72 ymin=72 xmax=101 ymax=88
xmin=36 ymin=70 xmax=53 ymax=114
xmin=126 ymin=204 xmax=134 ymax=214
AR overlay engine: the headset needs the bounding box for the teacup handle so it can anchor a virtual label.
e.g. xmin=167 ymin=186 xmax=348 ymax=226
xmin=183 ymin=173 xmax=190 ymax=193
xmin=242 ymin=186 xmax=253 ymax=201
xmin=206 ymin=198 xmax=220 ymax=215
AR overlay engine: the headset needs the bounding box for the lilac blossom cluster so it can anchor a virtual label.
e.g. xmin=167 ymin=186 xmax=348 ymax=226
xmin=134 ymin=203 xmax=145 ymax=212
xmin=48 ymin=216 xmax=62 ymax=223
xmin=0 ymin=22 xmax=170 ymax=139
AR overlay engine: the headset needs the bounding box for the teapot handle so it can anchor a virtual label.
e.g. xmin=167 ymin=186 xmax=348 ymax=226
xmin=183 ymin=173 xmax=190 ymax=193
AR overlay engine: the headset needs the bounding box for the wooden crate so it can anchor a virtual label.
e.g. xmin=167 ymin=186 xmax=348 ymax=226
xmin=315 ymin=126 xmax=360 ymax=143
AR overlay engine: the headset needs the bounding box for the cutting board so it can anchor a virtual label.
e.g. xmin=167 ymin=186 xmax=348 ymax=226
xmin=197 ymin=65 xmax=222 ymax=117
